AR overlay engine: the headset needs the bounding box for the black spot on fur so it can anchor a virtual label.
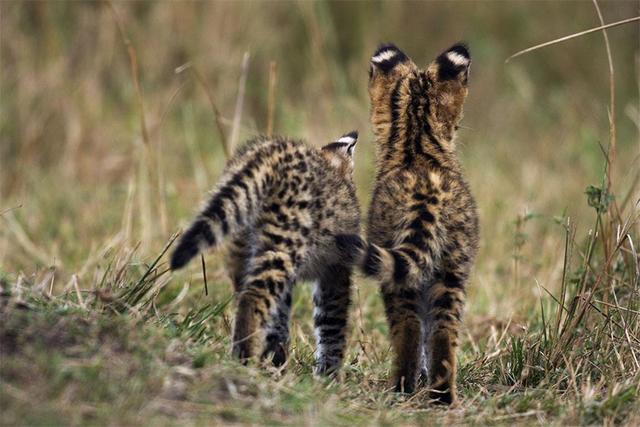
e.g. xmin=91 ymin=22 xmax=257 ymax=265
xmin=314 ymin=315 xmax=347 ymax=328
xmin=443 ymin=271 xmax=464 ymax=289
xmin=420 ymin=209 xmax=435 ymax=223
xmin=391 ymin=251 xmax=409 ymax=282
xmin=433 ymin=293 xmax=454 ymax=310
xmin=204 ymin=199 xmax=228 ymax=234
xmin=404 ymin=232 xmax=428 ymax=251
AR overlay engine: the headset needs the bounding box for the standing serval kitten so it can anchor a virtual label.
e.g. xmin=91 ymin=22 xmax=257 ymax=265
xmin=338 ymin=43 xmax=478 ymax=403
xmin=171 ymin=132 xmax=360 ymax=375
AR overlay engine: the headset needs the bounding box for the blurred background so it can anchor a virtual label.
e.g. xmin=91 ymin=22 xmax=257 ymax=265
xmin=1 ymin=1 xmax=638 ymax=316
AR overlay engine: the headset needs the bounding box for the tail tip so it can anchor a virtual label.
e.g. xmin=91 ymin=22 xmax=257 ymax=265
xmin=169 ymin=246 xmax=194 ymax=270
xmin=335 ymin=234 xmax=366 ymax=266
xmin=170 ymin=219 xmax=215 ymax=270
xmin=169 ymin=235 xmax=202 ymax=270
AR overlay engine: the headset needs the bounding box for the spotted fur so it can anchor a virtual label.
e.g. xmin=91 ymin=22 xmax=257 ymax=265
xmin=171 ymin=132 xmax=360 ymax=375
xmin=338 ymin=43 xmax=478 ymax=404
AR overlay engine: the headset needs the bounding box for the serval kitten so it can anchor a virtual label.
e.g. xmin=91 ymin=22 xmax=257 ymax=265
xmin=171 ymin=132 xmax=360 ymax=375
xmin=338 ymin=43 xmax=478 ymax=403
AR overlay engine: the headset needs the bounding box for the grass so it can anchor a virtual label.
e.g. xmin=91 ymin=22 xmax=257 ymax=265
xmin=2 ymin=193 xmax=638 ymax=425
xmin=1 ymin=1 xmax=639 ymax=425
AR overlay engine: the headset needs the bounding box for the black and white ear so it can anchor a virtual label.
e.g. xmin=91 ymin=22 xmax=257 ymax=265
xmin=321 ymin=130 xmax=358 ymax=172
xmin=370 ymin=43 xmax=409 ymax=75
xmin=321 ymin=130 xmax=358 ymax=158
xmin=435 ymin=43 xmax=471 ymax=83
xmin=335 ymin=130 xmax=358 ymax=157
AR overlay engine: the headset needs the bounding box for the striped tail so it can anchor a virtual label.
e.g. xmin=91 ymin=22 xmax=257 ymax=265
xmin=170 ymin=140 xmax=280 ymax=270
xmin=335 ymin=234 xmax=435 ymax=284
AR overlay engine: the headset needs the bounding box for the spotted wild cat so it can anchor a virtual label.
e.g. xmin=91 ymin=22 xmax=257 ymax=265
xmin=338 ymin=43 xmax=478 ymax=404
xmin=171 ymin=132 xmax=360 ymax=375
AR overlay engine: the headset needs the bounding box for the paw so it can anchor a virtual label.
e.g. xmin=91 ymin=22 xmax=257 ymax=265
xmin=393 ymin=375 xmax=416 ymax=394
xmin=313 ymin=357 xmax=341 ymax=376
xmin=262 ymin=343 xmax=288 ymax=368
xmin=231 ymin=340 xmax=253 ymax=364
xmin=429 ymin=386 xmax=456 ymax=405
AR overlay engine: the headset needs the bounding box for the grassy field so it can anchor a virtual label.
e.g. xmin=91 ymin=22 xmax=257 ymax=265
xmin=1 ymin=1 xmax=639 ymax=425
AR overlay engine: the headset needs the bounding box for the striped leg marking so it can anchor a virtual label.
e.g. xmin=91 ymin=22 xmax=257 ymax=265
xmin=231 ymin=248 xmax=295 ymax=363
xmin=313 ymin=265 xmax=352 ymax=376
xmin=382 ymin=284 xmax=424 ymax=393
xmin=262 ymin=287 xmax=293 ymax=367
xmin=425 ymin=271 xmax=466 ymax=404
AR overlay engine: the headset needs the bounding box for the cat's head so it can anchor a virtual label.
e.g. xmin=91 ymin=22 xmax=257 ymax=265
xmin=368 ymin=43 xmax=470 ymax=149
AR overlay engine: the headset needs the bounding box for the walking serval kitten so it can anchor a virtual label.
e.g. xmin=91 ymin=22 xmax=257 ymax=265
xmin=338 ymin=43 xmax=478 ymax=404
xmin=171 ymin=132 xmax=360 ymax=375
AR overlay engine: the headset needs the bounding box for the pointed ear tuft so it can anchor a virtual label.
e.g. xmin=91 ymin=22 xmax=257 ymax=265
xmin=344 ymin=130 xmax=358 ymax=157
xmin=436 ymin=42 xmax=471 ymax=82
xmin=370 ymin=43 xmax=409 ymax=74
xmin=322 ymin=130 xmax=358 ymax=158
xmin=337 ymin=130 xmax=358 ymax=145
xmin=336 ymin=130 xmax=358 ymax=157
